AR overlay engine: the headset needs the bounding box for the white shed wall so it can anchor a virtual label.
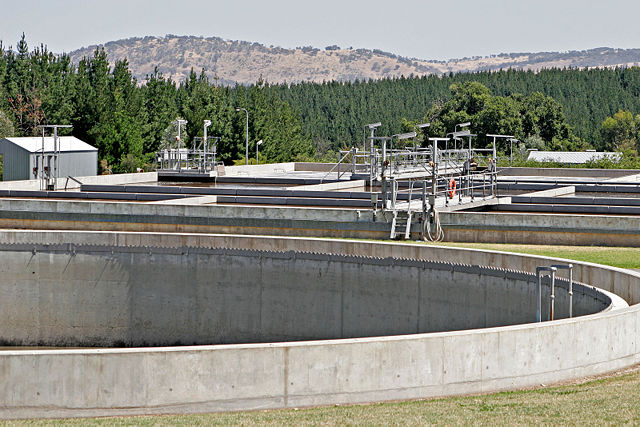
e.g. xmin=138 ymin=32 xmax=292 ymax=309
xmin=0 ymin=138 xmax=97 ymax=181
xmin=0 ymin=142 xmax=31 ymax=181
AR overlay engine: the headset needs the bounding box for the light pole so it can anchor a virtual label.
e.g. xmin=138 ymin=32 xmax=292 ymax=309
xmin=487 ymin=134 xmax=515 ymax=164
xmin=256 ymin=139 xmax=263 ymax=165
xmin=366 ymin=122 xmax=382 ymax=185
xmin=235 ymin=107 xmax=249 ymax=165
xmin=203 ymin=120 xmax=212 ymax=172
xmin=203 ymin=120 xmax=211 ymax=150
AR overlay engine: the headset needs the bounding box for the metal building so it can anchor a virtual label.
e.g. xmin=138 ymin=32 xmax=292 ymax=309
xmin=0 ymin=136 xmax=98 ymax=181
xmin=527 ymin=150 xmax=620 ymax=164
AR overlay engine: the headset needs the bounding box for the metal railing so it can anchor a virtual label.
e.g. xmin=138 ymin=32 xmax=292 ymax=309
xmin=155 ymin=136 xmax=220 ymax=174
xmin=64 ymin=176 xmax=83 ymax=191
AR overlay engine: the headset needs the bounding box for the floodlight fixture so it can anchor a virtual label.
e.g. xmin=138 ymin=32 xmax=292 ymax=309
xmin=174 ymin=119 xmax=188 ymax=140
xmin=256 ymin=139 xmax=263 ymax=165
xmin=415 ymin=123 xmax=430 ymax=129
xmin=449 ymin=130 xmax=472 ymax=138
xmin=393 ymin=131 xmax=417 ymax=140
xmin=457 ymin=121 xmax=471 ymax=129
xmin=364 ymin=122 xmax=382 ymax=151
xmin=204 ymin=120 xmax=211 ymax=128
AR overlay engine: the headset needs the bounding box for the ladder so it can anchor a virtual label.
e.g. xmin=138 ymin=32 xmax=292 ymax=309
xmin=390 ymin=210 xmax=412 ymax=240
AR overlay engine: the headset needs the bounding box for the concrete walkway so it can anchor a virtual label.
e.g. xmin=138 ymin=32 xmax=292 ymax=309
xmin=605 ymin=173 xmax=640 ymax=182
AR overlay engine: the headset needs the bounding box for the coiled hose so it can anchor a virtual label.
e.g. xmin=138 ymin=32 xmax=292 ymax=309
xmin=423 ymin=207 xmax=444 ymax=242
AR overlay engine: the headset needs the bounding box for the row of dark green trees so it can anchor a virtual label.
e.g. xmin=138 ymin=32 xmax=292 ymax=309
xmin=1 ymin=35 xmax=640 ymax=172
xmin=0 ymin=36 xmax=311 ymax=172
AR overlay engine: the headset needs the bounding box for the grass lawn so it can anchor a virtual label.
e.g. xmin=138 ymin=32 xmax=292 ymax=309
xmin=434 ymin=242 xmax=640 ymax=269
xmin=7 ymin=242 xmax=640 ymax=425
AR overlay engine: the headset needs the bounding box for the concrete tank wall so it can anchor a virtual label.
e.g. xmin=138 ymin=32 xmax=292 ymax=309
xmin=0 ymin=245 xmax=609 ymax=347
xmin=0 ymin=231 xmax=637 ymax=419
xmin=2 ymin=197 xmax=640 ymax=246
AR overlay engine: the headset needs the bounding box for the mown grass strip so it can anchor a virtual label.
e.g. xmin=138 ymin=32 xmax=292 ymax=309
xmin=435 ymin=242 xmax=640 ymax=269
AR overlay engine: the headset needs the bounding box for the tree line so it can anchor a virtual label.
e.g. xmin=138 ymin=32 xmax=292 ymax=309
xmin=0 ymin=35 xmax=311 ymax=172
xmin=276 ymin=68 xmax=640 ymax=154
xmin=1 ymin=34 xmax=639 ymax=173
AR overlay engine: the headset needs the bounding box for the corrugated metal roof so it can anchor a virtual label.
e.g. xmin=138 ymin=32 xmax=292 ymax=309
xmin=0 ymin=136 xmax=97 ymax=153
xmin=527 ymin=151 xmax=620 ymax=164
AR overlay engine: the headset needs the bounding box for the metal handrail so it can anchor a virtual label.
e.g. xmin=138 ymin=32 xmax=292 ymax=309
xmin=64 ymin=176 xmax=83 ymax=190
xmin=321 ymin=148 xmax=355 ymax=183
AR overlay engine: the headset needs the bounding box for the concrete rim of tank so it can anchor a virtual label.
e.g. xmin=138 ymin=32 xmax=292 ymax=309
xmin=0 ymin=230 xmax=639 ymax=419
xmin=0 ymin=230 xmax=634 ymax=349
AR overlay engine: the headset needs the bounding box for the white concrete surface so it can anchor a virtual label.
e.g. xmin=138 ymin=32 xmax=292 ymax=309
xmin=147 ymin=195 xmax=218 ymax=205
xmin=0 ymin=172 xmax=157 ymax=191
xmin=498 ymin=167 xmax=638 ymax=178
xmin=520 ymin=185 xmax=576 ymax=197
xmin=606 ymin=173 xmax=640 ymax=182
xmin=287 ymin=180 xmax=366 ymax=191
xmin=222 ymin=162 xmax=295 ymax=176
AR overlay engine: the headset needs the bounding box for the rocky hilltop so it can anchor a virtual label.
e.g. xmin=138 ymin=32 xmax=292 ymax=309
xmin=67 ymin=35 xmax=640 ymax=85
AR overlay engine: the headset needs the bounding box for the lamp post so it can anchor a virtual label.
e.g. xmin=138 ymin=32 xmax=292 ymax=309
xmin=203 ymin=120 xmax=212 ymax=172
xmin=203 ymin=120 xmax=211 ymax=150
xmin=256 ymin=139 xmax=263 ymax=165
xmin=454 ymin=122 xmax=471 ymax=151
xmin=364 ymin=122 xmax=382 ymax=152
xmin=366 ymin=122 xmax=382 ymax=184
xmin=486 ymin=134 xmax=515 ymax=164
xmin=235 ymin=107 xmax=249 ymax=165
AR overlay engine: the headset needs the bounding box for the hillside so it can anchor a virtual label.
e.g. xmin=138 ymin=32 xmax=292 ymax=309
xmin=67 ymin=35 xmax=640 ymax=85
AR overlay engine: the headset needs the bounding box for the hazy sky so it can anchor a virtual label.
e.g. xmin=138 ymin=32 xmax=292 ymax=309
xmin=2 ymin=0 xmax=640 ymax=60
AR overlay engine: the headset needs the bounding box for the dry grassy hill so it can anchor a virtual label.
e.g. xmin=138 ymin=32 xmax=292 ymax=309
xmin=67 ymin=35 xmax=640 ymax=85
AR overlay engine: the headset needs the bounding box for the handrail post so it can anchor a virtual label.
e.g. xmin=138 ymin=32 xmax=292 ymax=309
xmin=536 ymin=266 xmax=557 ymax=322
xmin=552 ymin=264 xmax=574 ymax=318
xmin=550 ymin=269 xmax=556 ymax=321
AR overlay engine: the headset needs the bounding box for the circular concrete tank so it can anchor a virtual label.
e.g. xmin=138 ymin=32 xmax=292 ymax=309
xmin=0 ymin=243 xmax=610 ymax=347
xmin=0 ymin=231 xmax=636 ymax=419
